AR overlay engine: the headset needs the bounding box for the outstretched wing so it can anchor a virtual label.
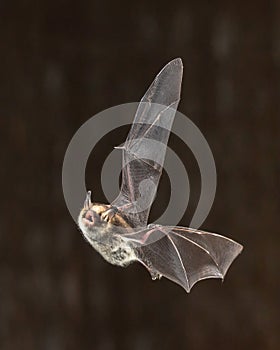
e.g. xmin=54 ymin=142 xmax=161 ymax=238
xmin=111 ymin=58 xmax=183 ymax=227
xmin=122 ymin=225 xmax=243 ymax=293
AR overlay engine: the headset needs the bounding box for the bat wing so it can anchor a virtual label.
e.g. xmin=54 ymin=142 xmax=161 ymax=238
xmin=111 ymin=58 xmax=183 ymax=227
xmin=122 ymin=225 xmax=243 ymax=292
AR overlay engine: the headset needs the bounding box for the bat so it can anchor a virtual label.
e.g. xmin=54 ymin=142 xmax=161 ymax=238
xmin=78 ymin=58 xmax=243 ymax=292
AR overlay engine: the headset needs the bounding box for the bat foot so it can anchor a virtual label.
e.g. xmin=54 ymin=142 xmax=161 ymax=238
xmin=149 ymin=268 xmax=162 ymax=280
xmin=151 ymin=271 xmax=162 ymax=280
xmin=101 ymin=208 xmax=116 ymax=222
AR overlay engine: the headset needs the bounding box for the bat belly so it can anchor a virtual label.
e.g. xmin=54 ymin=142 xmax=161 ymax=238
xmin=82 ymin=227 xmax=137 ymax=267
xmin=110 ymin=244 xmax=136 ymax=266
xmin=78 ymin=207 xmax=137 ymax=267
xmin=92 ymin=239 xmax=136 ymax=267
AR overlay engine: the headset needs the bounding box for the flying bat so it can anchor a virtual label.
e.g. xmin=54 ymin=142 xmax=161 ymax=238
xmin=78 ymin=58 xmax=243 ymax=292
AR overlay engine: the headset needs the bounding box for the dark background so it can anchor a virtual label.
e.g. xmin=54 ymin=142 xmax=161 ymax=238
xmin=1 ymin=0 xmax=279 ymax=349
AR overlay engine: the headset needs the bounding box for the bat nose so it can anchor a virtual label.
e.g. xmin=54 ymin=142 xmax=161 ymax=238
xmin=84 ymin=190 xmax=92 ymax=209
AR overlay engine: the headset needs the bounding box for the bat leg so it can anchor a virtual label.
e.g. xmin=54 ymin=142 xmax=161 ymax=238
xmin=101 ymin=208 xmax=117 ymax=222
xmin=137 ymin=257 xmax=162 ymax=280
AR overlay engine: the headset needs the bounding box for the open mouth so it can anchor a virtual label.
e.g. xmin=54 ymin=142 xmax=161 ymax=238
xmin=82 ymin=210 xmax=98 ymax=226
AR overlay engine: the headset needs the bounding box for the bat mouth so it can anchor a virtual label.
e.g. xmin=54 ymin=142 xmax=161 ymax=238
xmin=82 ymin=210 xmax=99 ymax=227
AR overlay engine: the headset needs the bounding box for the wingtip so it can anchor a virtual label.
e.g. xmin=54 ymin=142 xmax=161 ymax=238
xmin=160 ymin=58 xmax=183 ymax=74
xmin=173 ymin=57 xmax=183 ymax=66
xmin=167 ymin=57 xmax=184 ymax=70
xmin=238 ymin=243 xmax=244 ymax=254
xmin=168 ymin=57 xmax=183 ymax=69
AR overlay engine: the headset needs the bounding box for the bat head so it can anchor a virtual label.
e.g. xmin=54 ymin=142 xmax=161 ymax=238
xmin=78 ymin=191 xmax=108 ymax=232
xmin=78 ymin=191 xmax=133 ymax=242
xmin=80 ymin=207 xmax=101 ymax=228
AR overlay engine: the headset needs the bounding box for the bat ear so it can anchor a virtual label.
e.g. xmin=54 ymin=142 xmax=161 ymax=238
xmin=84 ymin=190 xmax=92 ymax=209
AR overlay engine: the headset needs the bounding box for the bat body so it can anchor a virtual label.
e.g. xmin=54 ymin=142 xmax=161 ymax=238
xmin=79 ymin=201 xmax=137 ymax=267
xmin=78 ymin=58 xmax=243 ymax=292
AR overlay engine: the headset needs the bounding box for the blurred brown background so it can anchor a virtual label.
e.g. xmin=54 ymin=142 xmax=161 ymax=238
xmin=1 ymin=0 xmax=279 ymax=349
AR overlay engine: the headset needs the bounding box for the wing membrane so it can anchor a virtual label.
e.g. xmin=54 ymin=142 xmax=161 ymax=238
xmin=122 ymin=225 xmax=243 ymax=292
xmin=112 ymin=58 xmax=183 ymax=227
